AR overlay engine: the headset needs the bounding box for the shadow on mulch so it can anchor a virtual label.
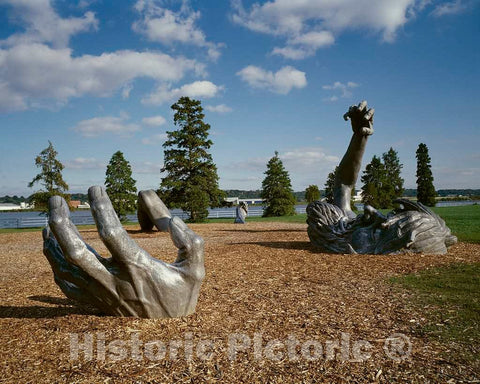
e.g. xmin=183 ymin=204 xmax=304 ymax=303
xmin=231 ymin=241 xmax=315 ymax=251
xmin=0 ymin=296 xmax=101 ymax=318
xmin=29 ymin=295 xmax=76 ymax=306
xmin=126 ymin=229 xmax=157 ymax=235
xmin=219 ymin=229 xmax=306 ymax=234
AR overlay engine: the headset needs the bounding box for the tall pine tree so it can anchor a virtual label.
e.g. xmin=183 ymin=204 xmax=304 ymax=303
xmin=361 ymin=155 xmax=390 ymax=208
xmin=261 ymin=151 xmax=296 ymax=217
xmin=105 ymin=151 xmax=137 ymax=221
xmin=323 ymin=167 xmax=337 ymax=204
xmin=28 ymin=141 xmax=69 ymax=210
xmin=382 ymin=147 xmax=404 ymax=205
xmin=160 ymin=96 xmax=223 ymax=222
xmin=416 ymin=143 xmax=436 ymax=206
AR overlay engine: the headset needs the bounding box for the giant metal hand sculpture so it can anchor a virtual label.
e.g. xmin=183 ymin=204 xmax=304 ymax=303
xmin=43 ymin=186 xmax=205 ymax=318
xmin=307 ymin=101 xmax=457 ymax=254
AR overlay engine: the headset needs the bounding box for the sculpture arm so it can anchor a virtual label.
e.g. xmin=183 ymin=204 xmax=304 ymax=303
xmin=333 ymin=101 xmax=374 ymax=216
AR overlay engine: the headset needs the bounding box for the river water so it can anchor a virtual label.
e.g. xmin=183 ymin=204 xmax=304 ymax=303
xmin=0 ymin=201 xmax=477 ymax=229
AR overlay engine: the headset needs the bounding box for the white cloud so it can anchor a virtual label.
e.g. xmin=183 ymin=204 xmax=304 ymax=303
xmin=133 ymin=161 xmax=163 ymax=174
xmin=142 ymin=115 xmax=167 ymax=126
xmin=133 ymin=0 xmax=223 ymax=60
xmin=227 ymin=147 xmax=338 ymax=172
xmin=272 ymin=31 xmax=335 ymax=59
xmin=65 ymin=157 xmax=105 ymax=169
xmin=0 ymin=0 xmax=98 ymax=48
xmin=280 ymin=148 xmax=339 ymax=170
xmin=0 ymin=0 xmax=207 ymax=112
xmin=236 ymin=65 xmax=307 ymax=94
xmin=224 ymin=147 xmax=339 ymax=190
xmin=271 ymin=46 xmax=311 ymax=60
xmin=290 ymin=31 xmax=335 ymax=48
xmin=232 ymin=0 xmax=426 ymax=56
xmin=142 ymin=80 xmax=223 ymax=105
xmin=226 ymin=156 xmax=269 ymax=172
xmin=121 ymin=83 xmax=133 ymax=99
xmin=0 ymin=43 xmax=205 ymax=112
xmin=72 ymin=115 xmax=141 ymax=138
xmin=322 ymin=81 xmax=359 ymax=100
xmin=141 ymin=133 xmax=168 ymax=145
xmin=431 ymin=0 xmax=470 ymax=16
xmin=205 ymin=104 xmax=233 ymax=113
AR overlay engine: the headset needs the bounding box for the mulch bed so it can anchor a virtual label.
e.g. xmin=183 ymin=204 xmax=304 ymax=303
xmin=0 ymin=222 xmax=479 ymax=383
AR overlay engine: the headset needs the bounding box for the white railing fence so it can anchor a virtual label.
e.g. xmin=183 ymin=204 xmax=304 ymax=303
xmin=0 ymin=207 xmax=307 ymax=229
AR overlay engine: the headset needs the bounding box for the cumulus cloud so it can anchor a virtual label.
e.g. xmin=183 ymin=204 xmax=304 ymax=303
xmin=272 ymin=31 xmax=335 ymax=59
xmin=72 ymin=114 xmax=141 ymax=138
xmin=133 ymin=0 xmax=223 ymax=60
xmin=141 ymin=133 xmax=168 ymax=145
xmin=205 ymin=104 xmax=233 ymax=113
xmin=280 ymin=148 xmax=339 ymax=170
xmin=232 ymin=0 xmax=427 ymax=58
xmin=142 ymin=80 xmax=223 ymax=105
xmin=65 ymin=157 xmax=105 ymax=169
xmin=236 ymin=65 xmax=307 ymax=94
xmin=228 ymin=147 xmax=338 ymax=172
xmin=0 ymin=0 xmax=207 ymax=112
xmin=322 ymin=81 xmax=359 ymax=100
xmin=226 ymin=156 xmax=269 ymax=172
xmin=0 ymin=43 xmax=205 ymax=112
xmin=142 ymin=115 xmax=167 ymax=126
xmin=224 ymin=147 xmax=339 ymax=189
xmin=431 ymin=0 xmax=471 ymax=16
xmin=121 ymin=83 xmax=134 ymax=99
xmin=0 ymin=0 xmax=98 ymax=48
xmin=133 ymin=161 xmax=163 ymax=174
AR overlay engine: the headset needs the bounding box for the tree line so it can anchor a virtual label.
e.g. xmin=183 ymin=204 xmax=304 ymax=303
xmin=28 ymin=97 xmax=440 ymax=222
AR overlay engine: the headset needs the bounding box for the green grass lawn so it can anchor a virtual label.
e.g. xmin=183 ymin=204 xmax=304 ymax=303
xmin=431 ymin=205 xmax=480 ymax=243
xmin=390 ymin=263 xmax=480 ymax=362
xmin=207 ymin=204 xmax=480 ymax=243
xmin=1 ymin=204 xmax=479 ymax=242
xmin=205 ymin=213 xmax=308 ymax=224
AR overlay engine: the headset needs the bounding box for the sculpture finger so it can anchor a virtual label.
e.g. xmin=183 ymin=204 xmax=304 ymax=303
xmin=137 ymin=189 xmax=204 ymax=265
xmin=169 ymin=216 xmax=204 ymax=265
xmin=137 ymin=190 xmax=171 ymax=232
xmin=343 ymin=105 xmax=356 ymax=121
xmin=357 ymin=100 xmax=367 ymax=112
xmin=48 ymin=196 xmax=114 ymax=286
xmin=54 ymin=276 xmax=98 ymax=305
xmin=42 ymin=227 xmax=90 ymax=289
xmin=364 ymin=108 xmax=374 ymax=121
xmin=88 ymin=186 xmax=146 ymax=263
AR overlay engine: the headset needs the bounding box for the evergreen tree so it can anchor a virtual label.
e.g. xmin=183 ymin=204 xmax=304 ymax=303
xmin=323 ymin=167 xmax=337 ymax=204
xmin=305 ymin=184 xmax=320 ymax=203
xmin=160 ymin=96 xmax=223 ymax=222
xmin=261 ymin=151 xmax=296 ymax=217
xmin=105 ymin=151 xmax=137 ymax=221
xmin=28 ymin=141 xmax=69 ymax=210
xmin=361 ymin=155 xmax=390 ymax=208
xmin=416 ymin=143 xmax=437 ymax=206
xmin=382 ymin=147 xmax=404 ymax=205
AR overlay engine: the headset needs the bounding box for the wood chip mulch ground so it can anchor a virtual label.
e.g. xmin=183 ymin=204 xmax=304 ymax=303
xmin=0 ymin=222 xmax=479 ymax=383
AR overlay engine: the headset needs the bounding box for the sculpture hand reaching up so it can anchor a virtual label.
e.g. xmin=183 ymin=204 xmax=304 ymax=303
xmin=343 ymin=100 xmax=375 ymax=136
xmin=43 ymin=186 xmax=205 ymax=318
xmin=307 ymin=100 xmax=456 ymax=254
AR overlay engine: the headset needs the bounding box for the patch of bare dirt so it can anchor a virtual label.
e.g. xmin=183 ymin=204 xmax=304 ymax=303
xmin=0 ymin=222 xmax=479 ymax=383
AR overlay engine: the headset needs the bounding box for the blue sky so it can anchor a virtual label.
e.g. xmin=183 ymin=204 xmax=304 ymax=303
xmin=0 ymin=0 xmax=479 ymax=197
